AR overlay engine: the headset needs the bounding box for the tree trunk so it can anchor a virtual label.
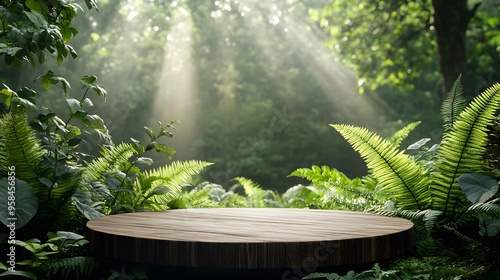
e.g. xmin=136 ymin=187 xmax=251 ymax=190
xmin=432 ymin=0 xmax=472 ymax=98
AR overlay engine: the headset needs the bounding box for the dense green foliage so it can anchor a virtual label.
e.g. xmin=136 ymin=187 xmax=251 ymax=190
xmin=0 ymin=0 xmax=499 ymax=279
xmin=311 ymin=0 xmax=500 ymax=98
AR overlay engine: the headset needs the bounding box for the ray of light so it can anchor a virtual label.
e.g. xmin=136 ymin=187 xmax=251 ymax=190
xmin=151 ymin=4 xmax=199 ymax=159
xmin=230 ymin=0 xmax=396 ymax=129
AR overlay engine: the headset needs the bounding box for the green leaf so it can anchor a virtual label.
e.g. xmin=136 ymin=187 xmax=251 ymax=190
xmin=136 ymin=157 xmax=153 ymax=166
xmin=0 ymin=270 xmax=38 ymax=279
xmin=130 ymin=138 xmax=144 ymax=154
xmin=0 ymin=46 xmax=23 ymax=56
xmin=38 ymin=70 xmax=55 ymax=90
xmin=479 ymin=217 xmax=500 ymax=237
xmin=55 ymin=165 xmax=80 ymax=177
xmin=37 ymin=70 xmax=71 ymax=94
xmin=153 ymin=143 xmax=175 ymax=159
xmin=56 ymin=231 xmax=84 ymax=240
xmin=38 ymin=178 xmax=53 ymax=188
xmin=81 ymin=75 xmax=107 ymax=100
xmin=37 ymin=50 xmax=46 ymax=64
xmin=23 ymin=11 xmax=47 ymax=28
xmin=66 ymin=98 xmax=81 ymax=114
xmin=150 ymin=186 xmax=171 ymax=196
xmin=11 ymin=97 xmax=37 ymax=111
xmin=458 ymin=173 xmax=498 ymax=204
xmin=144 ymin=126 xmax=155 ymax=139
xmin=60 ymin=24 xmax=76 ymax=42
xmin=407 ymin=138 xmax=431 ymax=150
xmin=84 ymin=0 xmax=99 ymax=11
xmin=72 ymin=110 xmax=88 ymax=119
xmin=81 ymin=114 xmax=105 ymax=129
xmin=0 ymin=85 xmax=15 ymax=106
xmin=71 ymin=189 xmax=104 ymax=220
xmin=68 ymin=138 xmax=83 ymax=147
xmin=82 ymin=97 xmax=93 ymax=107
xmin=0 ymin=178 xmax=38 ymax=229
xmin=25 ymin=0 xmax=49 ymax=13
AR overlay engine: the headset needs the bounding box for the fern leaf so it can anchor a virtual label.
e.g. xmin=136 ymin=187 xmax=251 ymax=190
xmin=369 ymin=206 xmax=442 ymax=238
xmin=389 ymin=121 xmax=421 ymax=148
xmin=0 ymin=112 xmax=44 ymax=187
xmin=331 ymin=124 xmax=431 ymax=210
xmin=140 ymin=160 xmax=212 ymax=205
xmin=234 ymin=177 xmax=263 ymax=197
xmin=467 ymin=198 xmax=500 ymax=217
xmin=44 ymin=256 xmax=101 ymax=280
xmin=83 ymin=143 xmax=135 ymax=181
xmin=432 ymin=83 xmax=500 ymax=214
xmin=441 ymin=75 xmax=466 ymax=133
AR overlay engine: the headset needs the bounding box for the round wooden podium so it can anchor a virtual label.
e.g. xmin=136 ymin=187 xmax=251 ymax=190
xmin=86 ymin=208 xmax=414 ymax=271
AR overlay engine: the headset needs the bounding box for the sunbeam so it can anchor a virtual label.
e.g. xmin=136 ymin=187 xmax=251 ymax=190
xmin=235 ymin=0 xmax=396 ymax=128
xmin=151 ymin=3 xmax=199 ymax=159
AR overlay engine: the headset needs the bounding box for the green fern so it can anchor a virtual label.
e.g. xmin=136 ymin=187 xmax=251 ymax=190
xmin=466 ymin=198 xmax=500 ymax=216
xmin=43 ymin=256 xmax=101 ymax=280
xmin=331 ymin=124 xmax=431 ymax=210
xmin=370 ymin=206 xmax=441 ymax=237
xmin=331 ymin=83 xmax=500 ymax=215
xmin=169 ymin=182 xmax=248 ymax=209
xmin=136 ymin=160 xmax=213 ymax=206
xmin=289 ymin=165 xmax=379 ymax=210
xmin=290 ymin=165 xmax=352 ymax=186
xmin=432 ymin=83 xmax=500 ymax=214
xmin=83 ymin=143 xmax=135 ymax=181
xmin=441 ymin=75 xmax=466 ymax=133
xmin=0 ymin=112 xmax=44 ymax=186
xmin=389 ymin=121 xmax=421 ymax=147
xmin=233 ymin=177 xmax=281 ymax=207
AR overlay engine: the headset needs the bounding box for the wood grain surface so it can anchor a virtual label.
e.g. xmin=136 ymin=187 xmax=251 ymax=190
xmin=86 ymin=208 xmax=414 ymax=269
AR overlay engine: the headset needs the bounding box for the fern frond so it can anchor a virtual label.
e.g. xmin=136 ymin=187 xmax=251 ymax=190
xmin=233 ymin=177 xmax=280 ymax=207
xmin=442 ymin=224 xmax=480 ymax=245
xmin=389 ymin=121 xmax=421 ymax=148
xmin=139 ymin=160 xmax=213 ymax=205
xmin=83 ymin=143 xmax=135 ymax=181
xmin=0 ymin=112 xmax=44 ymax=186
xmin=234 ymin=176 xmax=263 ymax=197
xmin=432 ymin=83 xmax=500 ymax=214
xmin=416 ymin=236 xmax=445 ymax=257
xmin=369 ymin=206 xmax=441 ymax=238
xmin=331 ymin=124 xmax=431 ymax=210
xmin=44 ymin=256 xmax=101 ymax=280
xmin=290 ymin=166 xmax=377 ymax=201
xmin=441 ymin=75 xmax=466 ymax=133
xmin=467 ymin=199 xmax=500 ymax=217
xmin=289 ymin=165 xmax=331 ymax=185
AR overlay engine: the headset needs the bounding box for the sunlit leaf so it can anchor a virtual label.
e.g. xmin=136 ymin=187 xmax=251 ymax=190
xmin=130 ymin=138 xmax=144 ymax=154
xmin=66 ymin=98 xmax=81 ymax=114
xmin=0 ymin=85 xmax=15 ymax=106
xmin=407 ymin=138 xmax=431 ymax=150
xmin=81 ymin=75 xmax=107 ymax=99
xmin=136 ymin=157 xmax=153 ymax=166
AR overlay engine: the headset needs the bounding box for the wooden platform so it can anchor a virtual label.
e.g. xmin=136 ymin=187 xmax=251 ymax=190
xmin=86 ymin=208 xmax=414 ymax=270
